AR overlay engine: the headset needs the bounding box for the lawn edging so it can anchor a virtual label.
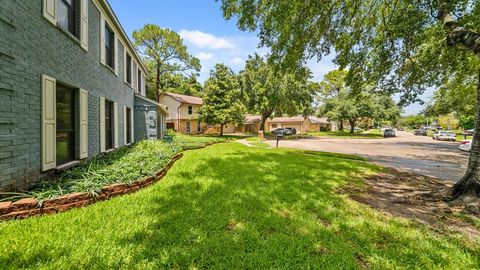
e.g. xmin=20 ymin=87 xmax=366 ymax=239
xmin=0 ymin=142 xmax=215 ymax=221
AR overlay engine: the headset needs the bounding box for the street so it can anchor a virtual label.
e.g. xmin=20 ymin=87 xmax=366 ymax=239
xmin=266 ymin=131 xmax=469 ymax=182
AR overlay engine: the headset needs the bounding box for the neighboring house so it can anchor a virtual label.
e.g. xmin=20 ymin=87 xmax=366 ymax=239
xmin=0 ymin=0 xmax=166 ymax=192
xmin=159 ymin=92 xmax=207 ymax=134
xmin=238 ymin=115 xmax=335 ymax=134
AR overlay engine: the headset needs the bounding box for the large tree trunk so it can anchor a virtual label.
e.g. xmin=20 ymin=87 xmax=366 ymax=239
xmin=220 ymin=124 xmax=224 ymax=136
xmin=451 ymin=68 xmax=480 ymax=198
xmin=349 ymin=120 xmax=355 ymax=134
xmin=339 ymin=120 xmax=344 ymax=131
xmin=439 ymin=8 xmax=480 ymax=199
xmin=260 ymin=111 xmax=273 ymax=131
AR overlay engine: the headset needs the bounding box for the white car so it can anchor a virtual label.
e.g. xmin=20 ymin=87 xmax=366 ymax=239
xmin=433 ymin=131 xmax=456 ymax=141
xmin=459 ymin=140 xmax=472 ymax=152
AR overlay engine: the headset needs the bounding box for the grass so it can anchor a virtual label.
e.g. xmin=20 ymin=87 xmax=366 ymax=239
xmin=0 ymin=143 xmax=478 ymax=269
xmin=308 ymin=129 xmax=383 ymax=139
xmin=245 ymin=137 xmax=262 ymax=142
xmin=4 ymin=134 xmax=224 ymax=201
xmin=249 ymin=141 xmax=271 ymax=148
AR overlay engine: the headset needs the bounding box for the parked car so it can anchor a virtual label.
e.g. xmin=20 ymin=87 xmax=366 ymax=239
xmin=459 ymin=140 xmax=472 ymax=152
xmin=271 ymin=128 xmax=293 ymax=136
xmin=465 ymin=129 xmax=475 ymax=136
xmin=383 ymin=128 xmax=396 ymax=138
xmin=414 ymin=128 xmax=428 ymax=136
xmin=433 ymin=131 xmax=456 ymax=141
xmin=285 ymin=127 xmax=297 ymax=134
xmin=397 ymin=127 xmax=405 ymax=131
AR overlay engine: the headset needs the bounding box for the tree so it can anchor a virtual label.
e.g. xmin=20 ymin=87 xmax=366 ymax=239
xmin=239 ymin=54 xmax=315 ymax=131
xmin=199 ymin=64 xmax=246 ymax=136
xmin=318 ymin=69 xmax=349 ymax=131
xmin=133 ymin=24 xmax=201 ymax=101
xmin=219 ymin=0 xmax=480 ymax=199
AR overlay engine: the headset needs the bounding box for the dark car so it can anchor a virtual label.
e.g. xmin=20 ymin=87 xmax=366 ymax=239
xmin=414 ymin=128 xmax=427 ymax=136
xmin=271 ymin=128 xmax=293 ymax=136
xmin=383 ymin=128 xmax=396 ymax=138
xmin=285 ymin=127 xmax=297 ymax=134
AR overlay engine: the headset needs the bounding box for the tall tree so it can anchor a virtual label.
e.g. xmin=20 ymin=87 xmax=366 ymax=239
xmin=199 ymin=64 xmax=246 ymax=136
xmin=219 ymin=0 xmax=480 ymax=199
xmin=318 ymin=69 xmax=350 ymax=130
xmin=133 ymin=24 xmax=201 ymax=101
xmin=239 ymin=54 xmax=315 ymax=131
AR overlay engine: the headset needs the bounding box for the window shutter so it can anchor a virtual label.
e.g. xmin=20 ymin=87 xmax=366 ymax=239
xmin=79 ymin=89 xmax=89 ymax=159
xmin=99 ymin=15 xmax=105 ymax=65
xmin=99 ymin=97 xmax=105 ymax=153
xmin=123 ymin=49 xmax=127 ymax=83
xmin=130 ymin=108 xmax=134 ymax=142
xmin=114 ymin=37 xmax=119 ymax=75
xmin=123 ymin=106 xmax=127 ymax=145
xmin=42 ymin=75 xmax=56 ymax=171
xmin=141 ymin=72 xmax=146 ymax=96
xmin=114 ymin=102 xmax=118 ymax=148
xmin=43 ymin=0 xmax=57 ymax=25
xmin=80 ymin=0 xmax=89 ymax=51
xmin=133 ymin=62 xmax=138 ymax=91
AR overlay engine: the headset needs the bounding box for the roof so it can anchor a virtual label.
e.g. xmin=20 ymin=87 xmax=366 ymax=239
xmin=269 ymin=115 xmax=307 ymax=123
xmin=308 ymin=116 xmax=330 ymax=124
xmin=134 ymin=93 xmax=168 ymax=115
xmin=162 ymin=92 xmax=203 ymax=105
xmin=245 ymin=115 xmax=262 ymax=124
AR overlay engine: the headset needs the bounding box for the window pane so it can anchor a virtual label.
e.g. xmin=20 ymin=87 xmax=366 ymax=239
xmin=126 ymin=107 xmax=132 ymax=143
xmin=126 ymin=54 xmax=132 ymax=84
xmin=105 ymin=25 xmax=115 ymax=69
xmin=56 ymin=85 xmax=75 ymax=165
xmin=105 ymin=101 xmax=113 ymax=150
xmin=57 ymin=0 xmax=77 ymax=37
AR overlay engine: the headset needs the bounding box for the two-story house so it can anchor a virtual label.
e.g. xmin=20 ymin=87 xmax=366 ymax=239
xmin=0 ymin=0 xmax=166 ymax=192
xmin=159 ymin=92 xmax=206 ymax=134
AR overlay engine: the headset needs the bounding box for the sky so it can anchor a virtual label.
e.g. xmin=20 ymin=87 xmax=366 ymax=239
xmin=109 ymin=0 xmax=429 ymax=115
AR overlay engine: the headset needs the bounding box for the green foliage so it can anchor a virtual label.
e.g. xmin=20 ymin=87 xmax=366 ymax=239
xmin=398 ymin=115 xmax=428 ymax=129
xmin=1 ymin=144 xmax=478 ymax=268
xmin=459 ymin=115 xmax=475 ymax=130
xmin=199 ymin=64 xmax=246 ymax=135
xmin=239 ymin=54 xmax=315 ymax=130
xmin=219 ymin=0 xmax=480 ymax=104
xmin=319 ymin=70 xmax=400 ymax=133
xmin=9 ymin=135 xmax=223 ymax=201
xmin=133 ymin=24 xmax=201 ymax=99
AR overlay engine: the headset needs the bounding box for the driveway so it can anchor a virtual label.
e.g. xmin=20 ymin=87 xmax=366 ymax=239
xmin=265 ymin=131 xmax=469 ymax=182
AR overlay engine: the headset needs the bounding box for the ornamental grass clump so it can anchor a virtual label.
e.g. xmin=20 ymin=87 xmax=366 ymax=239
xmin=5 ymin=135 xmax=224 ymax=201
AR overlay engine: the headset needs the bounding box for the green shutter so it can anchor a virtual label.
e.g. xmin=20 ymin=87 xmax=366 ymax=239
xmin=42 ymin=75 xmax=56 ymax=171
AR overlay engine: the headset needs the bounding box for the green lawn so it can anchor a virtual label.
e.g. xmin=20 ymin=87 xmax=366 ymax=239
xmin=1 ymin=143 xmax=478 ymax=269
xmin=308 ymin=129 xmax=383 ymax=139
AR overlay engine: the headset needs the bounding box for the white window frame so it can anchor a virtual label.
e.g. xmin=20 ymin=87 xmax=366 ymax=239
xmin=188 ymin=106 xmax=193 ymax=115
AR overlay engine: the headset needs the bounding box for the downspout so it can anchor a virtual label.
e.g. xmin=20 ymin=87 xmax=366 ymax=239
xmin=176 ymin=103 xmax=182 ymax=132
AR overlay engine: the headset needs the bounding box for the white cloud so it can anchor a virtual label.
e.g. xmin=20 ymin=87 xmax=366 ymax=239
xmin=231 ymin=57 xmax=243 ymax=65
xmin=196 ymin=52 xmax=213 ymax=61
xmin=179 ymin=30 xmax=235 ymax=49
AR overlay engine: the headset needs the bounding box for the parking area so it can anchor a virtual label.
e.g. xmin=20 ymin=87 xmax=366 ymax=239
xmin=266 ymin=131 xmax=469 ymax=182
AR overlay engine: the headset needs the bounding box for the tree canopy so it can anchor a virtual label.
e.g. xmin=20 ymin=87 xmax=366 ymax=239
xmin=199 ymin=64 xmax=246 ymax=136
xmin=239 ymin=54 xmax=315 ymax=131
xmin=133 ymin=24 xmax=201 ymax=100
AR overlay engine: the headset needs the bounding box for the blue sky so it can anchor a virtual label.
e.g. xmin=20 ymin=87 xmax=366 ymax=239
xmin=109 ymin=0 xmax=429 ymax=115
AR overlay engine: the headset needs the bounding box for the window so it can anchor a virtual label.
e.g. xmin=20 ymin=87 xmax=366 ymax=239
xmin=126 ymin=107 xmax=132 ymax=144
xmin=197 ymin=121 xmax=201 ymax=133
xmin=105 ymin=100 xmax=114 ymax=150
xmin=137 ymin=69 xmax=142 ymax=92
xmin=188 ymin=106 xmax=193 ymax=115
xmin=105 ymin=24 xmax=115 ymax=69
xmin=186 ymin=122 xmax=191 ymax=133
xmin=272 ymin=124 xmax=277 ymax=128
xmin=57 ymin=0 xmax=78 ymax=37
xmin=126 ymin=53 xmax=132 ymax=84
xmin=56 ymin=84 xmax=76 ymax=165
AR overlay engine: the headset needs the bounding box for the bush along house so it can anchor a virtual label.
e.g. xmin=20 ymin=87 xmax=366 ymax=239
xmin=0 ymin=0 xmax=167 ymax=192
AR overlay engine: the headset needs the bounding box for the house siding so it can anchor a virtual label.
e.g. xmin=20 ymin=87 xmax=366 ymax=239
xmin=0 ymin=1 xmax=150 ymax=191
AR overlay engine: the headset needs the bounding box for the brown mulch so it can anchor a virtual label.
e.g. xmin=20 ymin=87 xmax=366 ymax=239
xmin=343 ymin=168 xmax=480 ymax=240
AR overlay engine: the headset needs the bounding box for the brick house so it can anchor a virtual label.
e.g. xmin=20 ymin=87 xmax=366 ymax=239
xmin=238 ymin=115 xmax=335 ymax=134
xmin=0 ymin=0 xmax=166 ymax=191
